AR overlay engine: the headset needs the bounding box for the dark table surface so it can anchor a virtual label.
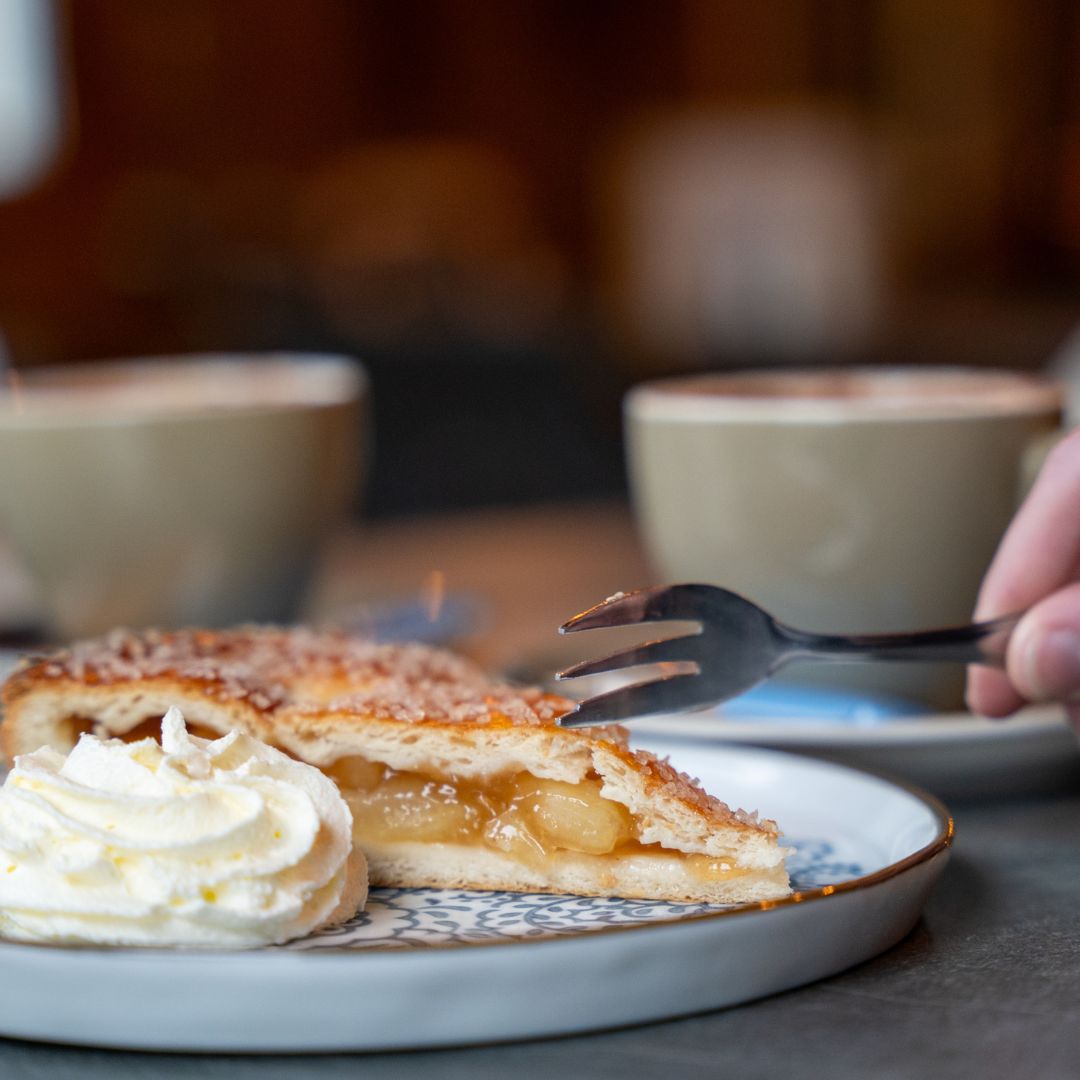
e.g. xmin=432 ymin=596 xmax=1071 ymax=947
xmin=3 ymin=507 xmax=1079 ymax=1078
xmin=2 ymin=782 xmax=1079 ymax=1080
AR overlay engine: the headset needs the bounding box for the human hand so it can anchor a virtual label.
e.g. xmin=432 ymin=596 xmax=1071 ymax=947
xmin=966 ymin=427 xmax=1080 ymax=728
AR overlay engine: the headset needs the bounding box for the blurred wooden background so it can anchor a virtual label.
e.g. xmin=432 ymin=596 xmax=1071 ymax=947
xmin=4 ymin=1 xmax=1080 ymax=513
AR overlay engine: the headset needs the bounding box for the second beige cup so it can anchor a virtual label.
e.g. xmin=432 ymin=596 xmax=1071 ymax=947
xmin=625 ymin=367 xmax=1063 ymax=711
xmin=0 ymin=354 xmax=367 ymax=641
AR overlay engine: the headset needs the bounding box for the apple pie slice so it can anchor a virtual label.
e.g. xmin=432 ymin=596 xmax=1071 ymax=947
xmin=0 ymin=627 xmax=791 ymax=904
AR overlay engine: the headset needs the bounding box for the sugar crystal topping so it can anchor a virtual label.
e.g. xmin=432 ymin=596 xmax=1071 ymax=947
xmin=630 ymin=747 xmax=776 ymax=833
xmin=24 ymin=627 xmax=573 ymax=727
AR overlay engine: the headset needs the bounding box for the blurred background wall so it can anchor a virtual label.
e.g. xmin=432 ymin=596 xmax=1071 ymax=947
xmin=4 ymin=0 xmax=1080 ymax=515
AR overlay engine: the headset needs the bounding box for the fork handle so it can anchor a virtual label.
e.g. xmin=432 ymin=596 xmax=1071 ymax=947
xmin=778 ymin=612 xmax=1022 ymax=669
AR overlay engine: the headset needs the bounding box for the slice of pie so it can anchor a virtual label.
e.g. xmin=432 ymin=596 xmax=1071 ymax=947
xmin=0 ymin=627 xmax=791 ymax=904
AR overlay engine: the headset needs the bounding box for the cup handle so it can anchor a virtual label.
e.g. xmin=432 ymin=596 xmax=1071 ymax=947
xmin=1019 ymin=426 xmax=1071 ymax=502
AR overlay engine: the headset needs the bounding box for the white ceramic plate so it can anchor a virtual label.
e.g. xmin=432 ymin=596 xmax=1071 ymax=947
xmin=0 ymin=743 xmax=951 ymax=1052
xmin=627 ymin=706 xmax=1079 ymax=799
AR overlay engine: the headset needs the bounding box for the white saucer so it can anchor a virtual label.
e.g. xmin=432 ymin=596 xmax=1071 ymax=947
xmin=0 ymin=742 xmax=950 ymax=1052
xmin=627 ymin=705 xmax=1079 ymax=799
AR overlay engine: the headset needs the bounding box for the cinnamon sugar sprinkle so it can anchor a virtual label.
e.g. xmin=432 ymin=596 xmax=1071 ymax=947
xmin=632 ymin=747 xmax=777 ymax=833
xmin=24 ymin=627 xmax=573 ymax=727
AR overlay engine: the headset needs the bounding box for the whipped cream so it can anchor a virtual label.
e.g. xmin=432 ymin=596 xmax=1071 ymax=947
xmin=0 ymin=708 xmax=364 ymax=948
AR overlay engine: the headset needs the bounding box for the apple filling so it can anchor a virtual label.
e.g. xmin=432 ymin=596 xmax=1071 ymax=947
xmin=325 ymin=755 xmax=750 ymax=882
xmin=60 ymin=722 xmax=757 ymax=885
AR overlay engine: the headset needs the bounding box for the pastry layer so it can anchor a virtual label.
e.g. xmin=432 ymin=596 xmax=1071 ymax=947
xmin=0 ymin=628 xmax=791 ymax=904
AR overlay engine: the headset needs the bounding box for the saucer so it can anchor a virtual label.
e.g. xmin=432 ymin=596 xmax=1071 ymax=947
xmin=626 ymin=702 xmax=1079 ymax=799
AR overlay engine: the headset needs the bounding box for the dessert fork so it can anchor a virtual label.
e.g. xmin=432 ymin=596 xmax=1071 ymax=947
xmin=555 ymin=584 xmax=1020 ymax=727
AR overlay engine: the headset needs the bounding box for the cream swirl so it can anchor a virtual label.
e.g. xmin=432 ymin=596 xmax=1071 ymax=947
xmin=0 ymin=707 xmax=365 ymax=947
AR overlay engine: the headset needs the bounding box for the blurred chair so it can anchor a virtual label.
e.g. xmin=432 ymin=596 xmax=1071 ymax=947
xmin=290 ymin=139 xmax=619 ymax=514
xmin=294 ymin=138 xmax=565 ymax=350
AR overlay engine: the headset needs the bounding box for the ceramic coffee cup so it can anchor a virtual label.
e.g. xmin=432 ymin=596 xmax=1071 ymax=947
xmin=0 ymin=353 xmax=367 ymax=640
xmin=625 ymin=367 xmax=1064 ymax=710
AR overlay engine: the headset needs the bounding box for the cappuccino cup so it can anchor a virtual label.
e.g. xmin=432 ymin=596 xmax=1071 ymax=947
xmin=625 ymin=367 xmax=1063 ymax=710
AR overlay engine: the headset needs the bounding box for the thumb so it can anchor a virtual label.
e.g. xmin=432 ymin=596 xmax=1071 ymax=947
xmin=1006 ymin=582 xmax=1080 ymax=704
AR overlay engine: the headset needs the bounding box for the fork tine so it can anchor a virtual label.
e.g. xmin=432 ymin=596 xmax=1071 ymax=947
xmin=558 ymin=671 xmax=714 ymax=727
xmin=556 ymin=633 xmax=700 ymax=679
xmin=559 ymin=584 xmax=708 ymax=634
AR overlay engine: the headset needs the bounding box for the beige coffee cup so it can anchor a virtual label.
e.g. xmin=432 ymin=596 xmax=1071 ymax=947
xmin=625 ymin=367 xmax=1064 ymax=710
xmin=0 ymin=353 xmax=367 ymax=641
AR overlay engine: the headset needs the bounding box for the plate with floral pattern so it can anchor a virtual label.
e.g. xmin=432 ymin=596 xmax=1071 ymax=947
xmin=0 ymin=742 xmax=951 ymax=1052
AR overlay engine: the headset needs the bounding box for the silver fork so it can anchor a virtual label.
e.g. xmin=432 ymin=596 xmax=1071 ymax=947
xmin=555 ymin=584 xmax=1020 ymax=727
